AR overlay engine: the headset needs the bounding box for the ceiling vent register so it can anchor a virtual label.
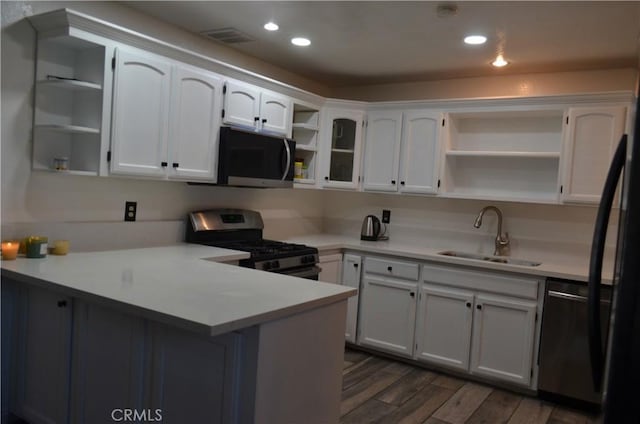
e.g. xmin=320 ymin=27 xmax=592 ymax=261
xmin=200 ymin=27 xmax=255 ymax=44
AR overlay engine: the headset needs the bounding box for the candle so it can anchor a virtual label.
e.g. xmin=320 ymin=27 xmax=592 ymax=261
xmin=25 ymin=236 xmax=48 ymax=258
xmin=51 ymin=240 xmax=69 ymax=255
xmin=1 ymin=241 xmax=19 ymax=260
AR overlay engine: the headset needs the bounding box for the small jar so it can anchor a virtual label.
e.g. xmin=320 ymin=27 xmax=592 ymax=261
xmin=53 ymin=157 xmax=69 ymax=171
xmin=294 ymin=161 xmax=304 ymax=179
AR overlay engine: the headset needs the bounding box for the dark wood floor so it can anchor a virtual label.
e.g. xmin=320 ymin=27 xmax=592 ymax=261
xmin=341 ymin=348 xmax=601 ymax=424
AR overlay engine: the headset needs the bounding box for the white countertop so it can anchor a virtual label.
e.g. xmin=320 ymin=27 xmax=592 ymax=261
xmin=1 ymin=244 xmax=355 ymax=336
xmin=284 ymin=234 xmax=613 ymax=284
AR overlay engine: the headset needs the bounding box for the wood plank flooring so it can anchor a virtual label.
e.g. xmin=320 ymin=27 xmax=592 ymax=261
xmin=341 ymin=349 xmax=601 ymax=424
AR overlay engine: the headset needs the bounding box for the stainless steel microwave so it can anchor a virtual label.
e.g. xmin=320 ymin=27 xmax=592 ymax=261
xmin=217 ymin=127 xmax=296 ymax=188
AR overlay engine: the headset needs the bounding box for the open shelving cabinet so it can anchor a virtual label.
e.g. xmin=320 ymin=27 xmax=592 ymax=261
xmin=292 ymin=101 xmax=321 ymax=185
xmin=32 ymin=35 xmax=110 ymax=176
xmin=440 ymin=109 xmax=565 ymax=203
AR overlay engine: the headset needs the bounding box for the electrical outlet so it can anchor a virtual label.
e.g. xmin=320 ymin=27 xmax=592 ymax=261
xmin=124 ymin=201 xmax=137 ymax=222
xmin=382 ymin=209 xmax=391 ymax=224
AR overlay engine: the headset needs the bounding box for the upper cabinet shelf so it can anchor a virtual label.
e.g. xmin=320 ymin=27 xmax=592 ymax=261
xmin=31 ymin=33 xmax=111 ymax=177
xmin=445 ymin=150 xmax=561 ymax=159
xmin=34 ymin=124 xmax=100 ymax=135
xmin=37 ymin=79 xmax=102 ymax=91
xmin=440 ymin=109 xmax=565 ymax=203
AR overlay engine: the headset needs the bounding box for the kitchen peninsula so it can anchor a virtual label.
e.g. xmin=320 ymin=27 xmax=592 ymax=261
xmin=1 ymin=245 xmax=355 ymax=424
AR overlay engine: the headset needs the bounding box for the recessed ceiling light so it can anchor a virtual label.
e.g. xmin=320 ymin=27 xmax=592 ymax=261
xmin=264 ymin=22 xmax=279 ymax=31
xmin=492 ymin=54 xmax=509 ymax=67
xmin=291 ymin=37 xmax=311 ymax=47
xmin=464 ymin=35 xmax=487 ymax=45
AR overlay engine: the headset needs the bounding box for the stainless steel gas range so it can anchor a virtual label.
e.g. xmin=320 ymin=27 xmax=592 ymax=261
xmin=185 ymin=209 xmax=320 ymax=280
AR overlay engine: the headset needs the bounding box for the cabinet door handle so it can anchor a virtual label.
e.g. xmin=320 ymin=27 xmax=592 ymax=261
xmin=57 ymin=300 xmax=67 ymax=308
xmin=410 ymin=292 xmax=415 ymax=298
xmin=476 ymin=304 xmax=482 ymax=310
xmin=161 ymin=162 xmax=168 ymax=167
xmin=400 ymin=181 xmax=405 ymax=186
xmin=387 ymin=266 xmax=393 ymax=272
xmin=466 ymin=302 xmax=472 ymax=308
xmin=172 ymin=162 xmax=179 ymax=168
xmin=262 ymin=118 xmax=267 ymax=124
xmin=324 ymin=176 xmax=329 ymax=181
xmin=353 ymin=263 xmax=359 ymax=268
xmin=254 ymin=116 xmax=260 ymax=122
xmin=391 ymin=180 xmax=396 ymax=185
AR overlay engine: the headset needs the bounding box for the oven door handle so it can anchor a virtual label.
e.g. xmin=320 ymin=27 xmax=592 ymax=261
xmin=281 ymin=138 xmax=291 ymax=181
xmin=284 ymin=265 xmax=322 ymax=279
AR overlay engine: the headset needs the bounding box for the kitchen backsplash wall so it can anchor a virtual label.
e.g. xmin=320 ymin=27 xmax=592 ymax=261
xmin=1 ymin=177 xmax=324 ymax=250
xmin=320 ymin=190 xmax=618 ymax=263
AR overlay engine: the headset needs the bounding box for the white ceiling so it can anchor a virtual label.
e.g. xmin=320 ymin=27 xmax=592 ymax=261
xmin=123 ymin=1 xmax=640 ymax=86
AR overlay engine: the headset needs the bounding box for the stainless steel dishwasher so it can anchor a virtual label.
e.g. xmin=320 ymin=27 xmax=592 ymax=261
xmin=538 ymin=279 xmax=611 ymax=406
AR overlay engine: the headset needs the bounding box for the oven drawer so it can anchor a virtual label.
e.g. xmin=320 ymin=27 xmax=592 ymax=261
xmin=364 ymin=257 xmax=419 ymax=281
xmin=280 ymin=266 xmax=321 ymax=280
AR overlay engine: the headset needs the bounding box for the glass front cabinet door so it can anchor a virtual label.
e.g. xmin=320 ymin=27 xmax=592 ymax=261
xmin=320 ymin=108 xmax=364 ymax=189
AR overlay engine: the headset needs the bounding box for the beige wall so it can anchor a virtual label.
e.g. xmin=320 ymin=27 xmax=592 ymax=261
xmin=1 ymin=0 xmax=324 ymax=241
xmin=0 ymin=1 xmax=631 ymax=252
xmin=331 ymin=68 xmax=637 ymax=101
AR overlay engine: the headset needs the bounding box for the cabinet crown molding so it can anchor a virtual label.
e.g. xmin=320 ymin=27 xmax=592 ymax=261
xmin=28 ymin=8 xmax=325 ymax=106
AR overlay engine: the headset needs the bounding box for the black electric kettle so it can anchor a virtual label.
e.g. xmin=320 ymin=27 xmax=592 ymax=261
xmin=360 ymin=215 xmax=382 ymax=241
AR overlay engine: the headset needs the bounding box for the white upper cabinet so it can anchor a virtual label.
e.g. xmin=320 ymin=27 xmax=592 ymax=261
xmin=260 ymin=91 xmax=292 ymax=136
xmin=399 ymin=111 xmax=443 ymax=194
xmin=110 ymin=48 xmax=223 ymax=181
xmin=362 ymin=110 xmax=443 ymax=194
xmin=362 ymin=111 xmax=403 ymax=192
xmin=320 ymin=108 xmax=365 ymax=190
xmin=561 ymin=106 xmax=627 ymax=204
xmin=222 ymin=80 xmax=261 ymax=129
xmin=223 ymin=79 xmax=292 ymax=136
xmin=111 ymin=48 xmax=171 ymax=177
xmin=169 ymin=66 xmax=223 ymax=181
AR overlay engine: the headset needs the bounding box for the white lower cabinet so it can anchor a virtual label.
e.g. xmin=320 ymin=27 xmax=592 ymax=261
xmin=358 ymin=257 xmax=420 ymax=357
xmin=415 ymin=285 xmax=474 ymax=371
xmin=416 ymin=264 xmax=540 ymax=388
xmin=342 ymin=254 xmax=362 ymax=343
xmin=318 ymin=253 xmax=343 ymax=284
xmin=359 ymin=276 xmax=417 ymax=357
xmin=470 ymin=294 xmax=537 ymax=386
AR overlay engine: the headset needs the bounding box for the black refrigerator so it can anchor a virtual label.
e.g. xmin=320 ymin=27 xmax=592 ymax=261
xmin=588 ymin=94 xmax=640 ymax=423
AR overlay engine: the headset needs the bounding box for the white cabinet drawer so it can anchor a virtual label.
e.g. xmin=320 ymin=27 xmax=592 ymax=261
xmin=421 ymin=263 xmax=540 ymax=300
xmin=364 ymin=257 xmax=420 ymax=281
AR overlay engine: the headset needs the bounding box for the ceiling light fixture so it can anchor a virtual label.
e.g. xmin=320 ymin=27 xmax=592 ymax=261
xmin=291 ymin=37 xmax=311 ymax=47
xmin=264 ymin=22 xmax=279 ymax=31
xmin=492 ymin=54 xmax=509 ymax=67
xmin=464 ymin=35 xmax=487 ymax=45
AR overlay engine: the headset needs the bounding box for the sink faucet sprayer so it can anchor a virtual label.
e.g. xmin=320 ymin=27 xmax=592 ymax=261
xmin=473 ymin=206 xmax=510 ymax=256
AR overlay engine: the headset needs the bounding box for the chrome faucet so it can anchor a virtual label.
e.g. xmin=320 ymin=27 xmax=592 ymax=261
xmin=473 ymin=206 xmax=510 ymax=256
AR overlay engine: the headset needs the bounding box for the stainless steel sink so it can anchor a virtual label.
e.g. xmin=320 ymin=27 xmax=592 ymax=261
xmin=438 ymin=250 xmax=542 ymax=267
